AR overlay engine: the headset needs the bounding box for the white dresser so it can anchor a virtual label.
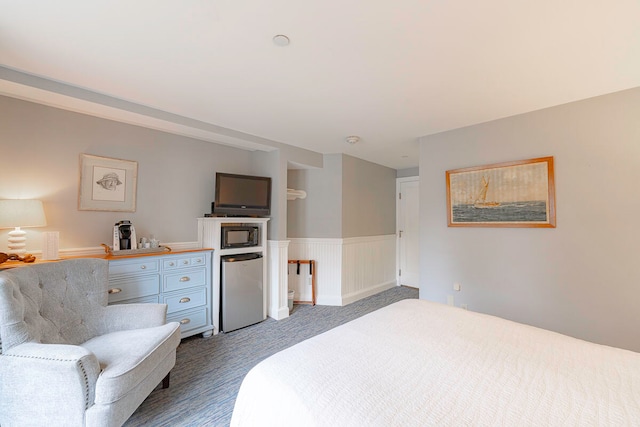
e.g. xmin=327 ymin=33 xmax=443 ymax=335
xmin=107 ymin=249 xmax=214 ymax=339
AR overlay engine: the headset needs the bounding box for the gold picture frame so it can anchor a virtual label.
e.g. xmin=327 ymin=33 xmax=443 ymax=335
xmin=446 ymin=157 xmax=556 ymax=228
xmin=79 ymin=154 xmax=138 ymax=212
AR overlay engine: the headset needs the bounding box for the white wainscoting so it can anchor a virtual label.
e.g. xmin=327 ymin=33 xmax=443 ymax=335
xmin=267 ymin=240 xmax=290 ymax=320
xmin=288 ymin=235 xmax=396 ymax=306
xmin=341 ymin=235 xmax=398 ymax=305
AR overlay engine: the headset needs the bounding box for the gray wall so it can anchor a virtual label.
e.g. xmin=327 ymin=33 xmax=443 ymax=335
xmin=287 ymin=154 xmax=396 ymax=238
xmin=396 ymin=167 xmax=419 ymax=178
xmin=0 ymin=95 xmax=253 ymax=250
xmin=287 ymin=154 xmax=343 ymax=238
xmin=342 ymin=154 xmax=396 ymax=238
xmin=419 ymin=87 xmax=640 ymax=352
xmin=251 ymin=150 xmax=287 ymax=241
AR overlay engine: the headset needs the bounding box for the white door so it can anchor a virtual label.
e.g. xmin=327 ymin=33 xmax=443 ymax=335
xmin=397 ymin=178 xmax=419 ymax=287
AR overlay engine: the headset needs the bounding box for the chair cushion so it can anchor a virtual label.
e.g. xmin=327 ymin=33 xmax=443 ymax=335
xmin=81 ymin=322 xmax=181 ymax=404
xmin=0 ymin=259 xmax=109 ymax=352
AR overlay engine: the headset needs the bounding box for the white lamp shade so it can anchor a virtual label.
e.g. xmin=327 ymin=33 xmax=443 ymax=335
xmin=0 ymin=199 xmax=47 ymax=229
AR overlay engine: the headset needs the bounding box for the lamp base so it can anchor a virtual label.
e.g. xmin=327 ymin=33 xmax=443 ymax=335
xmin=8 ymin=227 xmax=26 ymax=255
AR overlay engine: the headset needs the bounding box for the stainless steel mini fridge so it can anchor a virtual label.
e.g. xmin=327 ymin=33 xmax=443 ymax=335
xmin=220 ymin=253 xmax=265 ymax=332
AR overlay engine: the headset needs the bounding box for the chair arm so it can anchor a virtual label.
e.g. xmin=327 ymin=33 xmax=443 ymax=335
xmin=0 ymin=342 xmax=101 ymax=426
xmin=99 ymin=303 xmax=168 ymax=334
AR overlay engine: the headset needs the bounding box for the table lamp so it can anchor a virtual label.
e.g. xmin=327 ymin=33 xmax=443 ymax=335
xmin=0 ymin=199 xmax=47 ymax=255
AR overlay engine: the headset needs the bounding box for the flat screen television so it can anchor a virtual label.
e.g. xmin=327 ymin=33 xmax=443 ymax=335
xmin=213 ymin=172 xmax=272 ymax=217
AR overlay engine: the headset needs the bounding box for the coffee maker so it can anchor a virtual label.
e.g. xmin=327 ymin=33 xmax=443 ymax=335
xmin=113 ymin=220 xmax=137 ymax=251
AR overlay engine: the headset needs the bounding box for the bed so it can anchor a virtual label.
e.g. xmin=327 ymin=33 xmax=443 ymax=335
xmin=231 ymin=299 xmax=640 ymax=426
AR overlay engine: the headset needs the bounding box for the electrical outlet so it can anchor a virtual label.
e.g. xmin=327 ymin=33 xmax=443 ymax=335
xmin=447 ymin=295 xmax=454 ymax=306
xmin=453 ymin=282 xmax=461 ymax=291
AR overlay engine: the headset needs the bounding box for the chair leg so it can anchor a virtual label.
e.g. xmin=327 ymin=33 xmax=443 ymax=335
xmin=162 ymin=372 xmax=170 ymax=389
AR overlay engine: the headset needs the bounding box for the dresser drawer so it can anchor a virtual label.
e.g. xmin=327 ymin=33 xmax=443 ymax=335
xmin=190 ymin=254 xmax=207 ymax=267
xmin=106 ymin=250 xmax=213 ymax=339
xmin=163 ymin=254 xmax=207 ymax=270
xmin=109 ymin=259 xmax=160 ymax=276
xmin=167 ymin=307 xmax=208 ymax=335
xmin=163 ymin=257 xmax=190 ymax=270
xmin=164 ymin=287 xmax=207 ymax=314
xmin=110 ymin=295 xmax=160 ymax=305
xmin=164 ymin=268 xmax=207 ymax=292
xmin=107 ymin=276 xmax=160 ymax=303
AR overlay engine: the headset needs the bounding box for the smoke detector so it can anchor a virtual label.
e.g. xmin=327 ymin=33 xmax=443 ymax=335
xmin=345 ymin=136 xmax=360 ymax=145
xmin=273 ymin=35 xmax=290 ymax=46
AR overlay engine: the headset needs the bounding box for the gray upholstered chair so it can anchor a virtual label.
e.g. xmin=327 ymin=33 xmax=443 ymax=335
xmin=0 ymin=258 xmax=181 ymax=427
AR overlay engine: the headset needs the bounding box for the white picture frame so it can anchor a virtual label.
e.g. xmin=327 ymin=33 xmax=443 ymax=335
xmin=79 ymin=154 xmax=138 ymax=212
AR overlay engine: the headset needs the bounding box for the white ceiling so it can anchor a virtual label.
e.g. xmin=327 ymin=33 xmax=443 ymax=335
xmin=2 ymin=1 xmax=640 ymax=170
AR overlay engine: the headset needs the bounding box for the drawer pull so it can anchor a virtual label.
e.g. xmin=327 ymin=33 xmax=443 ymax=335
xmin=180 ymin=318 xmax=191 ymax=325
xmin=183 ymin=260 xmax=189 ymax=265
xmin=140 ymin=265 xmax=146 ymax=270
xmin=196 ymin=259 xmax=202 ymax=263
xmin=179 ymin=297 xmax=191 ymax=303
xmin=179 ymin=276 xmax=190 ymax=282
xmin=169 ymin=262 xmax=175 ymax=266
xmin=108 ymin=288 xmax=122 ymax=294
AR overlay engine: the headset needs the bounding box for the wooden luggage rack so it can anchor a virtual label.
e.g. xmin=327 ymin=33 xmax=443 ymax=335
xmin=288 ymin=259 xmax=316 ymax=306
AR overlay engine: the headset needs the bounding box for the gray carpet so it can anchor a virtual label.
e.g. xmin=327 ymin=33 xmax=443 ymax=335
xmin=124 ymin=285 xmax=419 ymax=427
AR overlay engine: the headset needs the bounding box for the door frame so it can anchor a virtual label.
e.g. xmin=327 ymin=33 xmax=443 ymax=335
xmin=396 ymin=176 xmax=419 ymax=286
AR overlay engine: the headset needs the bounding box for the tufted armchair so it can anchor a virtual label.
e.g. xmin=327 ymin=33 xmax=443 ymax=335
xmin=0 ymin=258 xmax=181 ymax=427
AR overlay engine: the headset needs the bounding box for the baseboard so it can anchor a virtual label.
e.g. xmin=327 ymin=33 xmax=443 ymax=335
xmin=270 ymin=306 xmax=290 ymax=321
xmin=315 ymin=295 xmax=343 ymax=306
xmin=341 ymin=280 xmax=397 ymax=306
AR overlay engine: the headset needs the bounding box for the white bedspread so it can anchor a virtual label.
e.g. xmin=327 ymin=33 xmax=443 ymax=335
xmin=231 ymin=299 xmax=640 ymax=426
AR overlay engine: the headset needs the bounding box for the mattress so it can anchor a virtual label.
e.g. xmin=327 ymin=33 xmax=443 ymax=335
xmin=231 ymin=299 xmax=640 ymax=426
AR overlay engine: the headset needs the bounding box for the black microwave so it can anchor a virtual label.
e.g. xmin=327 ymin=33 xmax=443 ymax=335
xmin=221 ymin=225 xmax=259 ymax=248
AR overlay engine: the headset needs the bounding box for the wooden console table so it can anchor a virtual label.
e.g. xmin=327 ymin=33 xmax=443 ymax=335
xmin=0 ymin=258 xmax=58 ymax=270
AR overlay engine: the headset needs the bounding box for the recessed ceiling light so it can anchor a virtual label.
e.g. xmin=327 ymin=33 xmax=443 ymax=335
xmin=273 ymin=35 xmax=290 ymax=47
xmin=345 ymin=136 xmax=360 ymax=145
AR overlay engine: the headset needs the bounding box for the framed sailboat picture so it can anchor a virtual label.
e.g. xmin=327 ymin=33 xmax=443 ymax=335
xmin=446 ymin=157 xmax=556 ymax=228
